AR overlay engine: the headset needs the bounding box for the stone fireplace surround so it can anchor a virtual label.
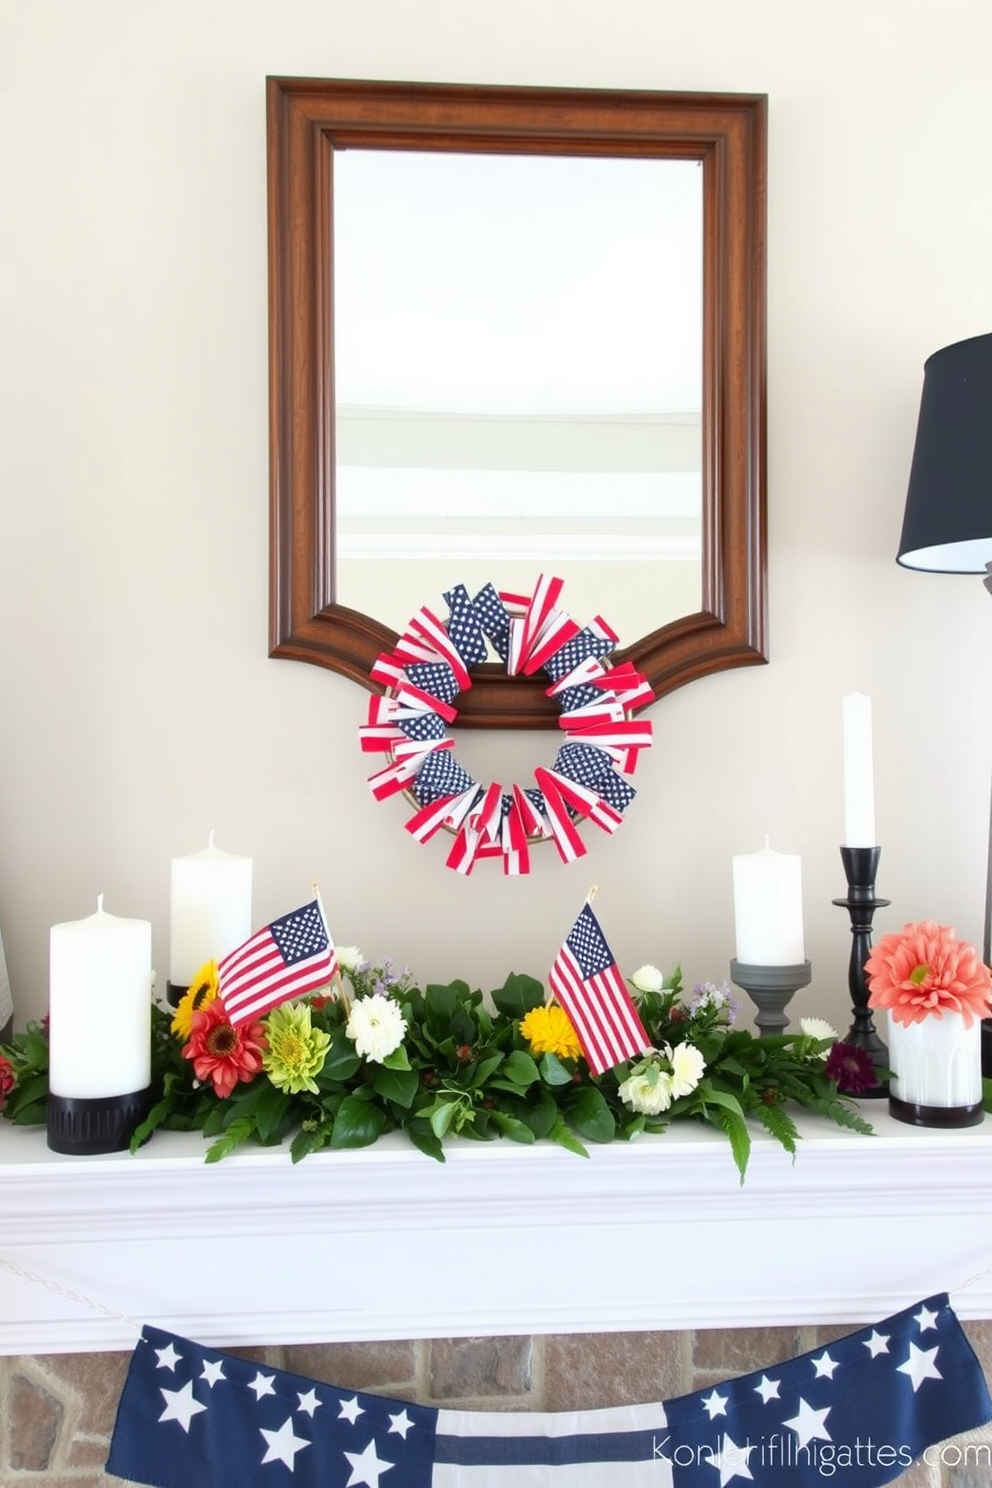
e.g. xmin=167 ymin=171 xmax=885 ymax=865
xmin=3 ymin=1111 xmax=992 ymax=1486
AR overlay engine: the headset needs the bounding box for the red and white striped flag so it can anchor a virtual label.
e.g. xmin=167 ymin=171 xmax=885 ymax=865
xmin=549 ymin=900 xmax=650 ymax=1074
xmin=218 ymin=897 xmax=337 ymax=1027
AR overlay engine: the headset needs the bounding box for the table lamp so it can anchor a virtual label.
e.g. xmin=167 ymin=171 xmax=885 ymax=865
xmin=897 ymin=330 xmax=992 ymax=1068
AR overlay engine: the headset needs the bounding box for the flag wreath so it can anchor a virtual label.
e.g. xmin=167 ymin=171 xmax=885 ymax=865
xmin=106 ymin=1294 xmax=991 ymax=1488
xmin=359 ymin=574 xmax=655 ymax=874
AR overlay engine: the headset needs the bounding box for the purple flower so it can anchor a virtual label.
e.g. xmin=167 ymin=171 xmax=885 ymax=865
xmin=825 ymin=1040 xmax=878 ymax=1094
xmin=690 ymin=980 xmax=741 ymax=1024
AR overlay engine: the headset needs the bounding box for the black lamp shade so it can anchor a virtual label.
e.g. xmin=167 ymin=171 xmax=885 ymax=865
xmin=897 ymin=331 xmax=992 ymax=572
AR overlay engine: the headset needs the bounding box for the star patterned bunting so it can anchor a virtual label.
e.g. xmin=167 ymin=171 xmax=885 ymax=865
xmin=108 ymin=1296 xmax=990 ymax=1488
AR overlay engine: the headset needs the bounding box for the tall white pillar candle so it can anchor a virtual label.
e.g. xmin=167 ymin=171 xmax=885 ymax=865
xmin=49 ymin=897 xmax=152 ymax=1098
xmin=843 ymin=693 xmax=876 ymax=847
xmin=732 ymin=839 xmax=806 ymax=965
xmin=169 ymin=832 xmax=253 ymax=987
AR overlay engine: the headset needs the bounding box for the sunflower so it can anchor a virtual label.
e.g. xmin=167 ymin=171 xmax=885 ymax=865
xmin=171 ymin=960 xmax=220 ymax=1039
xmin=519 ymin=1003 xmax=583 ymax=1062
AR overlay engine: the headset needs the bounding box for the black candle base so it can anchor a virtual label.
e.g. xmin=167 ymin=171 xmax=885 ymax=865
xmin=166 ymin=980 xmax=188 ymax=1010
xmin=833 ymin=845 xmax=890 ymax=1096
xmin=47 ymin=1088 xmax=153 ymax=1155
xmin=889 ymin=1093 xmax=984 ymax=1129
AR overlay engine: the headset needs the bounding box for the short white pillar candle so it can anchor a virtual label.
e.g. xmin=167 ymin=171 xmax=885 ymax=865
xmin=732 ymin=838 xmax=806 ymax=966
xmin=169 ymin=832 xmax=252 ymax=988
xmin=49 ymin=897 xmax=152 ymax=1099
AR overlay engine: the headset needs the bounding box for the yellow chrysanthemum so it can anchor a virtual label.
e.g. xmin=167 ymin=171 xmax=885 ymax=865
xmin=519 ymin=1003 xmax=582 ymax=1062
xmin=171 ymin=961 xmax=220 ymax=1039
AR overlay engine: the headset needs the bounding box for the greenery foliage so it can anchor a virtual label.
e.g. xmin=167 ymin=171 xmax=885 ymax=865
xmin=0 ymin=962 xmax=875 ymax=1182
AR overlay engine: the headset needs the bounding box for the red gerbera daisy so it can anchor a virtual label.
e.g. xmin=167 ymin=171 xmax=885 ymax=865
xmin=182 ymin=1000 xmax=267 ymax=1099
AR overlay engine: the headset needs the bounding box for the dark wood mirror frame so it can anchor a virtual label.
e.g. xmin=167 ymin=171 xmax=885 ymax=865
xmin=267 ymin=77 xmax=767 ymax=728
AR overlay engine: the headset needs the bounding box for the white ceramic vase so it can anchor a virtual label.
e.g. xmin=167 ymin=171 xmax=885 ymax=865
xmin=887 ymin=1010 xmax=984 ymax=1127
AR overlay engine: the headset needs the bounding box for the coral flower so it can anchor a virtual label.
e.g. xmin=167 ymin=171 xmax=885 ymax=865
xmin=182 ymin=1000 xmax=266 ymax=1098
xmin=519 ymin=1003 xmax=583 ymax=1062
xmin=171 ymin=960 xmax=220 ymax=1040
xmin=866 ymin=921 xmax=992 ymax=1028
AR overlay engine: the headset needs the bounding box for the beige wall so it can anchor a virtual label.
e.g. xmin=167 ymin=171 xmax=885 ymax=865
xmin=1 ymin=0 xmax=991 ymax=1036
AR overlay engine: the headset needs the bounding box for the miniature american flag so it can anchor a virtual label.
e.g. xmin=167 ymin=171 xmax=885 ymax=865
xmin=549 ymin=900 xmax=650 ymax=1074
xmin=218 ymin=898 xmax=337 ymax=1027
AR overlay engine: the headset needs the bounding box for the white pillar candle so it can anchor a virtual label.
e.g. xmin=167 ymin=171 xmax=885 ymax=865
xmin=169 ymin=832 xmax=252 ymax=988
xmin=49 ymin=897 xmax=152 ymax=1098
xmin=843 ymin=693 xmax=876 ymax=847
xmin=732 ymin=838 xmax=806 ymax=966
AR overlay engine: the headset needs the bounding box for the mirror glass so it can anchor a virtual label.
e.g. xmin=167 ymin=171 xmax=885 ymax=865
xmin=334 ymin=150 xmax=703 ymax=639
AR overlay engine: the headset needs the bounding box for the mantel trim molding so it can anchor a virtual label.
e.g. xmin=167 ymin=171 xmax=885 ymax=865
xmin=2 ymin=1110 xmax=990 ymax=1355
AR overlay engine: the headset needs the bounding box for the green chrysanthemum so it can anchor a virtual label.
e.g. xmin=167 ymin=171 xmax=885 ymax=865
xmin=262 ymin=1003 xmax=330 ymax=1094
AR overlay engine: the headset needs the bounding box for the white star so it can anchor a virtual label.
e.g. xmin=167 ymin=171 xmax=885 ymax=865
xmin=754 ymin=1374 xmax=780 ymax=1403
xmin=898 ymin=1342 xmax=942 ymax=1392
xmin=863 ymin=1331 xmax=890 ymax=1358
xmin=705 ymin=1432 xmax=755 ymax=1485
xmin=260 ymin=1416 xmax=311 ymax=1469
xmin=155 ymin=1342 xmax=181 ymax=1371
xmin=343 ymin=1437 xmax=394 ymax=1488
xmin=338 ymin=1395 xmax=365 ymax=1424
xmin=297 ymin=1388 xmax=322 ymax=1416
xmin=248 ymin=1370 xmax=276 ymax=1400
xmin=783 ymin=1397 xmax=832 ymax=1449
xmin=388 ymin=1409 xmax=414 ymax=1438
xmin=812 ymin=1350 xmax=838 ymax=1379
xmin=915 ymin=1304 xmax=940 ymax=1332
xmin=158 ymin=1381 xmax=207 ymax=1433
xmin=200 ymin=1359 xmax=226 ymax=1387
xmin=702 ymin=1388 xmax=729 ymax=1418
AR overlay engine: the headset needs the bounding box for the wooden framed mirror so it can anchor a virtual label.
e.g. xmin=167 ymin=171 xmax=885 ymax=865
xmin=267 ymin=78 xmax=767 ymax=727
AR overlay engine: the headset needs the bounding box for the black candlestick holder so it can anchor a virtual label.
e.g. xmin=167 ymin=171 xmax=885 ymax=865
xmin=729 ymin=959 xmax=812 ymax=1036
xmin=832 ymin=845 xmax=890 ymax=1096
xmin=166 ymin=981 xmax=189 ymax=1009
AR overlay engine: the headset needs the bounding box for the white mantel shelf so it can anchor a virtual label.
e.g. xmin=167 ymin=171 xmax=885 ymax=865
xmin=2 ymin=1109 xmax=992 ymax=1356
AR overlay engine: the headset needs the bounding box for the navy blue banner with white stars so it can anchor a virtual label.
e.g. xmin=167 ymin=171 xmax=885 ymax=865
xmin=107 ymin=1296 xmax=990 ymax=1488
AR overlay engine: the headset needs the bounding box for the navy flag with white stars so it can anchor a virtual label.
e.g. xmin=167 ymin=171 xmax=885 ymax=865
xmin=405 ymin=662 xmax=461 ymax=707
xmin=542 ymin=623 xmax=617 ymax=683
xmin=413 ymin=748 xmax=478 ymax=806
xmin=553 ymin=742 xmax=638 ymax=814
xmin=467 ymin=582 xmax=513 ymax=660
xmin=442 ymin=584 xmax=490 ymax=669
xmin=106 ymin=1297 xmax=991 ymax=1488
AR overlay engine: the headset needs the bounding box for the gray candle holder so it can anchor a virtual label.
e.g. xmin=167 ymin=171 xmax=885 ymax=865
xmin=729 ymin=959 xmax=813 ymax=1036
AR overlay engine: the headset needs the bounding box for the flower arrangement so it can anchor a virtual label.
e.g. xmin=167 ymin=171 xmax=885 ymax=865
xmin=866 ymin=920 xmax=992 ymax=1026
xmin=0 ymin=953 xmax=874 ymax=1180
